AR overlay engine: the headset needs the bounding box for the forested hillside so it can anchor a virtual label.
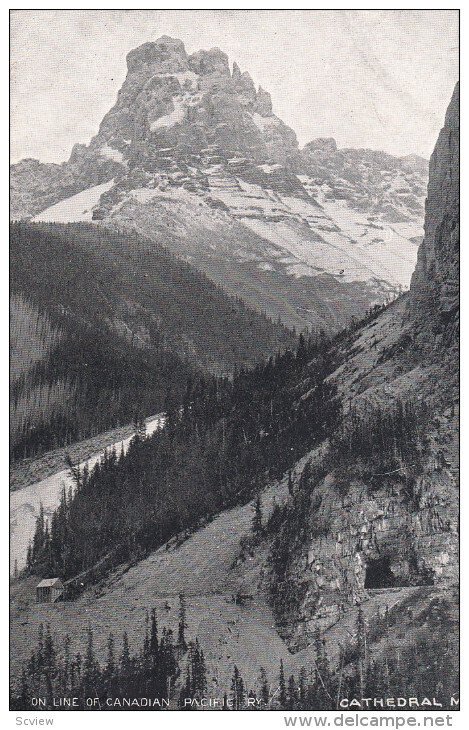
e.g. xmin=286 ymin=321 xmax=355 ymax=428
xmin=10 ymin=222 xmax=294 ymax=460
xmin=11 ymin=604 xmax=456 ymax=710
xmin=27 ymin=332 xmax=342 ymax=583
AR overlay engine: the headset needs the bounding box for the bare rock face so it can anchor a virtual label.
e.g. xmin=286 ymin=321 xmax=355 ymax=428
xmin=303 ymin=137 xmax=338 ymax=155
xmin=410 ymin=82 xmax=459 ymax=344
xmin=269 ymin=84 xmax=459 ymax=651
xmin=10 ymin=36 xmax=429 ymax=332
xmin=285 ymin=455 xmax=458 ymax=649
xmin=92 ymin=37 xmax=298 ymax=166
xmin=300 ymin=139 xmax=427 ymax=223
xmin=126 ymin=36 xmax=188 ymax=74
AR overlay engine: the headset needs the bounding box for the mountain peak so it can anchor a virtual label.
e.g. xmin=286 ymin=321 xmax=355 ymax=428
xmin=126 ymin=36 xmax=188 ymax=73
xmin=188 ymin=47 xmax=230 ymax=76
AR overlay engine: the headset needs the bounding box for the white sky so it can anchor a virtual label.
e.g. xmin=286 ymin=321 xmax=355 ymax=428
xmin=10 ymin=9 xmax=458 ymax=163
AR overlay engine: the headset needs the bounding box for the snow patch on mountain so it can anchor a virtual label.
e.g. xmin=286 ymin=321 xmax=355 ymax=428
xmin=33 ymin=180 xmax=115 ymax=223
xmin=251 ymin=112 xmax=276 ymax=131
xmin=151 ymin=99 xmax=186 ymax=130
xmin=100 ymin=145 xmax=124 ymax=163
xmin=258 ymin=163 xmax=283 ymax=174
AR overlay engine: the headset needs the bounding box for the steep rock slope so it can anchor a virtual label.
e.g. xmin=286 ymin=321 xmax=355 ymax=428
xmin=268 ymin=83 xmax=459 ymax=655
xmin=11 ymin=36 xmax=427 ymax=331
xmin=410 ymin=82 xmax=459 ymax=349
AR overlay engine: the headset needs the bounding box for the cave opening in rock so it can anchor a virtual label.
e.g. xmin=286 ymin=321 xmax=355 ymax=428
xmin=364 ymin=557 xmax=396 ymax=589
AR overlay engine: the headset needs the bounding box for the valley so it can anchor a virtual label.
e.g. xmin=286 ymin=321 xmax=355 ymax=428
xmin=9 ymin=30 xmax=458 ymax=713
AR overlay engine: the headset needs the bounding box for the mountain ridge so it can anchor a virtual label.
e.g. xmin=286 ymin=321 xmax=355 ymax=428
xmin=11 ymin=35 xmax=428 ymax=332
xmin=10 ymin=82 xmax=459 ymax=706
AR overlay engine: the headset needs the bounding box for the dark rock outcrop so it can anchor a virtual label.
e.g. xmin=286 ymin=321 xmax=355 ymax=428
xmin=269 ymin=83 xmax=459 ymax=652
xmin=410 ymin=82 xmax=459 ymax=345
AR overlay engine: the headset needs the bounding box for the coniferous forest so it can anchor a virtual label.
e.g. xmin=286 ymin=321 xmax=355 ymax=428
xmin=10 ymin=597 xmax=457 ymax=710
xmin=10 ymin=222 xmax=295 ymax=460
xmin=26 ymin=332 xmax=341 ymax=584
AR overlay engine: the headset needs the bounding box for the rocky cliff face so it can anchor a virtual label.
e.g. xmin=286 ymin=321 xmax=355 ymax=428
xmin=269 ymin=83 xmax=459 ymax=652
xmin=11 ymin=36 xmax=428 ymax=332
xmin=410 ymin=82 xmax=459 ymax=346
xmin=95 ymin=36 xmax=298 ymax=165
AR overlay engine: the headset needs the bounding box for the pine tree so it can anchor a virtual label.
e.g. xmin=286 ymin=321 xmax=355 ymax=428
xmin=287 ymin=674 xmax=297 ymax=710
xmin=18 ymin=669 xmax=29 ymax=709
xmin=178 ymin=663 xmax=193 ymax=710
xmin=259 ymin=666 xmax=270 ymax=707
xmin=278 ymin=659 xmax=287 ymax=707
xmin=119 ymin=631 xmax=131 ymax=689
xmin=252 ymin=494 xmax=263 ymax=536
xmin=82 ymin=625 xmax=99 ymax=695
xmin=298 ymin=666 xmax=307 ymax=708
xmin=178 ymin=592 xmax=188 ymax=651
xmin=43 ymin=624 xmax=55 ymax=670
xmin=133 ymin=413 xmax=147 ymax=440
xmin=149 ymin=608 xmax=159 ymax=659
xmin=31 ymin=503 xmax=46 ymax=568
xmin=62 ymin=634 xmax=71 ymax=694
xmin=313 ymin=626 xmax=331 ymax=709
xmin=191 ymin=639 xmax=207 ymax=697
xmin=355 ymin=605 xmax=367 ymax=701
xmin=231 ymin=665 xmax=245 ymax=710
xmin=105 ymin=633 xmax=115 ymax=693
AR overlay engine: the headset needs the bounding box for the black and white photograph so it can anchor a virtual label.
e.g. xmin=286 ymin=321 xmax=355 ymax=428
xmin=8 ymin=8 xmax=460 ymax=719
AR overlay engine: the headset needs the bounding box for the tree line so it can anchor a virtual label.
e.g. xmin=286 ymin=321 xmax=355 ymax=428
xmin=10 ymin=221 xmax=295 ymax=460
xmin=26 ymin=332 xmax=341 ymax=582
xmin=11 ymin=598 xmax=457 ymax=711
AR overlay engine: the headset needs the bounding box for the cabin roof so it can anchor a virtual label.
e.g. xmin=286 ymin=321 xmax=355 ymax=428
xmin=36 ymin=578 xmax=63 ymax=588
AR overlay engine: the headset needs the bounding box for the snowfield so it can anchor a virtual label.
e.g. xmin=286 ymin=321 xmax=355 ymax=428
xmin=30 ymin=165 xmax=422 ymax=304
xmin=33 ymin=179 xmax=114 ymax=223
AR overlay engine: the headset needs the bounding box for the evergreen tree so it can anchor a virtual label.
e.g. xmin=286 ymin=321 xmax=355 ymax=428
xmin=259 ymin=666 xmax=270 ymax=707
xmin=82 ymin=625 xmax=99 ymax=696
xmin=231 ymin=665 xmax=245 ymax=710
xmin=298 ymin=666 xmax=308 ymax=709
xmin=355 ymin=605 xmax=367 ymax=700
xmin=252 ymin=494 xmax=263 ymax=536
xmin=119 ymin=631 xmax=132 ymax=692
xmin=43 ymin=624 xmax=55 ymax=670
xmin=149 ymin=608 xmax=159 ymax=659
xmin=104 ymin=633 xmax=116 ymax=693
xmin=178 ymin=593 xmax=188 ymax=652
xmin=278 ymin=659 xmax=287 ymax=707
xmin=287 ymin=674 xmax=297 ymax=710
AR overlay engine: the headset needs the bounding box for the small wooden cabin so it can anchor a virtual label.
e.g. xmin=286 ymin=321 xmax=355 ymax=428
xmin=36 ymin=577 xmax=64 ymax=603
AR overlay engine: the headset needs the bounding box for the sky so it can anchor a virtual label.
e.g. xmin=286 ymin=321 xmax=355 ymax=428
xmin=10 ymin=9 xmax=459 ymax=163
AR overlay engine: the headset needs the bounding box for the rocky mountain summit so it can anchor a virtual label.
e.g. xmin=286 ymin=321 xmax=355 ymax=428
xmin=11 ymin=36 xmax=428 ymax=331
